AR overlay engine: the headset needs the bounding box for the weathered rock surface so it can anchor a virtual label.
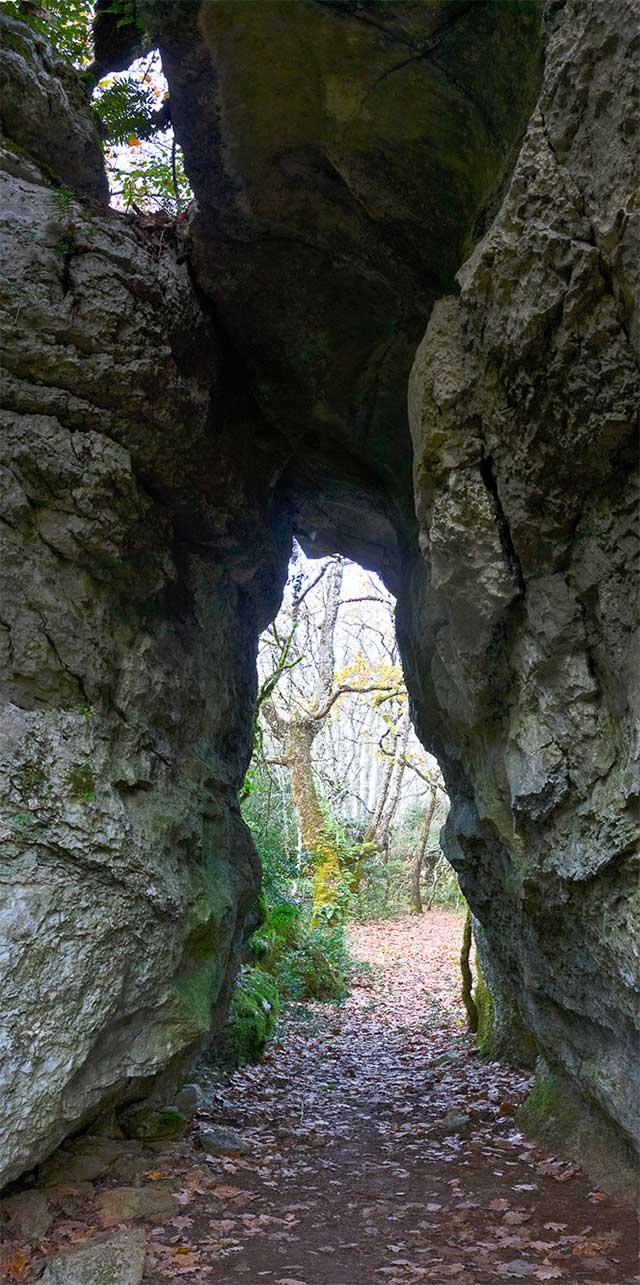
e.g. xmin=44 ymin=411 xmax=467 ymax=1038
xmin=407 ymin=0 xmax=639 ymax=1174
xmin=196 ymin=1123 xmax=251 ymax=1156
xmin=2 ymin=1188 xmax=52 ymax=1239
xmin=97 ymin=1184 xmax=179 ymax=1221
xmin=147 ymin=0 xmax=543 ymax=571
xmin=119 ymin=1103 xmax=186 ymax=1140
xmin=0 ymin=70 xmax=286 ymax=1185
xmin=0 ymin=14 xmax=107 ymax=202
xmin=0 ymin=0 xmax=638 ymax=1195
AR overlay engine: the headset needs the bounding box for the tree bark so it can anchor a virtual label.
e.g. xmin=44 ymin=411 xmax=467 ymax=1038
xmin=287 ymin=722 xmax=342 ymax=926
xmin=410 ymin=785 xmax=438 ymax=914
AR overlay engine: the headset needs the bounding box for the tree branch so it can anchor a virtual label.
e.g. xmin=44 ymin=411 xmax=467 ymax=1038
xmin=309 ymin=682 xmax=396 ymax=723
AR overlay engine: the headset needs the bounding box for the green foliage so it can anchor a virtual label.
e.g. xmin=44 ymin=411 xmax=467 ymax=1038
xmin=114 ymin=138 xmax=191 ymax=214
xmin=51 ymin=185 xmax=75 ymax=218
xmin=241 ymin=765 xmax=298 ymax=901
xmin=4 ymin=0 xmax=192 ymax=216
xmin=254 ymin=903 xmax=351 ymax=1004
xmin=104 ymin=0 xmax=143 ymax=31
xmin=93 ymin=75 xmax=157 ymax=143
xmin=354 ymin=851 xmax=407 ymax=920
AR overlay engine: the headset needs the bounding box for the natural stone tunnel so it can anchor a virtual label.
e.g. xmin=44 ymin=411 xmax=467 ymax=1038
xmin=0 ymin=0 xmax=637 ymax=1195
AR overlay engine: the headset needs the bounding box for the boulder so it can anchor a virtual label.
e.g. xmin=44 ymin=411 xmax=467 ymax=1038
xmin=97 ymin=1184 xmax=179 ymax=1222
xmin=118 ymin=1104 xmax=186 ymax=1142
xmin=41 ymin=1229 xmax=145 ymax=1285
xmin=174 ymin=1083 xmax=205 ymax=1119
xmin=2 ymin=1188 xmax=52 ymax=1239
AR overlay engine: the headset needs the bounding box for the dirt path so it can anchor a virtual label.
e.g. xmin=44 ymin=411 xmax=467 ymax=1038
xmin=145 ymin=914 xmax=637 ymax=1284
xmin=2 ymin=914 xmax=637 ymax=1283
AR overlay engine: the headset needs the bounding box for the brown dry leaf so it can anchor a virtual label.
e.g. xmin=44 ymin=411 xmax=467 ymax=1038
xmin=0 ymin=1247 xmax=30 ymax=1282
xmin=503 ymin=1211 xmax=532 ymax=1226
xmin=534 ymin=1269 xmax=563 ymax=1280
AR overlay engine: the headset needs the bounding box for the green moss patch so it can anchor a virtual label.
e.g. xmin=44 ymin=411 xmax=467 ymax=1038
xmin=217 ymin=965 xmax=279 ymax=1068
xmin=119 ymin=1102 xmax=186 ymax=1141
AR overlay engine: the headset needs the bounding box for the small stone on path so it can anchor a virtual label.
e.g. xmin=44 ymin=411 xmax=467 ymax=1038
xmin=196 ymin=1123 xmax=252 ymax=1155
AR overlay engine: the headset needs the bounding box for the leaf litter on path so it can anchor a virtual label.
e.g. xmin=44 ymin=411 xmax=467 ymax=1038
xmin=2 ymin=914 xmax=637 ymax=1284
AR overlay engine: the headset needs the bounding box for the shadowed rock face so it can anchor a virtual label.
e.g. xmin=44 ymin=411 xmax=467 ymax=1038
xmin=0 ymin=0 xmax=638 ymax=1190
xmin=146 ymin=0 xmax=543 ymax=557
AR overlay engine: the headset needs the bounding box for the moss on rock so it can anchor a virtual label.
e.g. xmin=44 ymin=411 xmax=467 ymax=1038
xmin=218 ymin=965 xmax=279 ymax=1068
xmin=472 ymin=923 xmax=537 ymax=1069
xmin=519 ymin=1061 xmax=639 ymax=1204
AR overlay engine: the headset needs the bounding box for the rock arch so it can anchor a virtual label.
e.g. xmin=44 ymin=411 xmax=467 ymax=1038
xmin=0 ymin=0 xmax=637 ymax=1190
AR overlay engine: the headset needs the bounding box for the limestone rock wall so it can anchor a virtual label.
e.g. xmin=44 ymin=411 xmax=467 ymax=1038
xmin=0 ymin=127 xmax=287 ymax=1186
xmin=407 ymin=0 xmax=639 ymax=1160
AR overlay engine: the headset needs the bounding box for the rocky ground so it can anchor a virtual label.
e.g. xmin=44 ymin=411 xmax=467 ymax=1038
xmin=1 ymin=913 xmax=637 ymax=1284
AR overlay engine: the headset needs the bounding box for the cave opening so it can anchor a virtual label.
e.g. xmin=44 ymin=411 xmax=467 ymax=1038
xmin=243 ymin=541 xmax=453 ymax=930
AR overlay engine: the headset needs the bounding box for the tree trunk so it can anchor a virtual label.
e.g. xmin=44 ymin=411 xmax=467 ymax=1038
xmin=410 ymin=786 xmax=438 ymax=914
xmin=315 ymin=557 xmax=344 ymax=707
xmin=377 ymin=707 xmax=410 ymax=851
xmin=364 ymin=750 xmax=394 ymax=844
xmin=287 ymin=722 xmax=342 ymax=926
xmin=410 ymin=851 xmax=423 ymax=915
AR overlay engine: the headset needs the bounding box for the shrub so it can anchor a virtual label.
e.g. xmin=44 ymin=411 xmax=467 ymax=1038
xmin=253 ymin=904 xmax=351 ymax=1003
